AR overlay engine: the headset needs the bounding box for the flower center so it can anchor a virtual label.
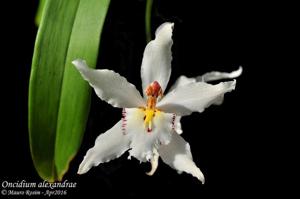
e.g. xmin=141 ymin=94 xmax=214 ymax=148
xmin=143 ymin=81 xmax=163 ymax=132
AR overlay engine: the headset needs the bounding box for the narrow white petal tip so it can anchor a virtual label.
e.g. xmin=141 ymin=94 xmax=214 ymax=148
xmin=200 ymin=178 xmax=205 ymax=184
xmin=77 ymin=170 xmax=84 ymax=175
xmin=231 ymin=79 xmax=237 ymax=89
xmin=168 ymin=22 xmax=174 ymax=31
xmin=146 ymin=156 xmax=159 ymax=176
xmin=237 ymin=66 xmax=243 ymax=75
xmin=77 ymin=165 xmax=88 ymax=175
xmin=197 ymin=172 xmax=205 ymax=184
xmin=72 ymin=58 xmax=83 ymax=65
xmin=161 ymin=22 xmax=174 ymax=29
xmin=77 ymin=158 xmax=93 ymax=175
xmin=223 ymin=79 xmax=236 ymax=91
xmin=154 ymin=22 xmax=174 ymax=45
xmin=145 ymin=149 xmax=159 ymax=176
xmin=231 ymin=66 xmax=243 ymax=78
xmin=189 ymin=167 xmax=205 ymax=184
xmin=145 ymin=167 xmax=157 ymax=176
xmin=71 ymin=59 xmax=88 ymax=70
xmin=155 ymin=22 xmax=174 ymax=36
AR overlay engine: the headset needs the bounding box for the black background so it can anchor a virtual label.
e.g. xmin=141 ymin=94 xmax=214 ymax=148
xmin=1 ymin=0 xmax=288 ymax=198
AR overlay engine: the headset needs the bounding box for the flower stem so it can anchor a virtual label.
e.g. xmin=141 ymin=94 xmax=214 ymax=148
xmin=145 ymin=0 xmax=153 ymax=43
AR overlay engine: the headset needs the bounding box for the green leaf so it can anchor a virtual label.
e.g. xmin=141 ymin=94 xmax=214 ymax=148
xmin=29 ymin=0 xmax=110 ymax=182
xmin=35 ymin=0 xmax=46 ymax=26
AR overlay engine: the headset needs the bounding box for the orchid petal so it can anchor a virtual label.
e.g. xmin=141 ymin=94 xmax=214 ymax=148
xmin=73 ymin=59 xmax=145 ymax=108
xmin=78 ymin=121 xmax=130 ymax=174
xmin=169 ymin=67 xmax=242 ymax=92
xmin=174 ymin=115 xmax=183 ymax=134
xmin=124 ymin=108 xmax=174 ymax=162
xmin=146 ymin=148 xmax=159 ymax=176
xmin=141 ymin=22 xmax=174 ymax=96
xmin=159 ymin=133 xmax=205 ymax=184
xmin=157 ymin=80 xmax=236 ymax=116
xmin=168 ymin=68 xmax=241 ymax=108
xmin=168 ymin=76 xmax=196 ymax=93
xmin=198 ymin=66 xmax=243 ymax=82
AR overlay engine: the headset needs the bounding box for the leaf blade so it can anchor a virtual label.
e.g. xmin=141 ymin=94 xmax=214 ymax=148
xmin=54 ymin=0 xmax=110 ymax=180
xmin=29 ymin=0 xmax=110 ymax=181
xmin=35 ymin=0 xmax=47 ymax=26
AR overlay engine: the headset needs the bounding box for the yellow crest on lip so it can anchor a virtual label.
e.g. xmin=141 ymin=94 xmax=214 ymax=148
xmin=142 ymin=81 xmax=163 ymax=132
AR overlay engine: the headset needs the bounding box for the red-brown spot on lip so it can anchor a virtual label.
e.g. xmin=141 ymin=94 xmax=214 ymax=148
xmin=171 ymin=113 xmax=176 ymax=130
xmin=122 ymin=108 xmax=127 ymax=135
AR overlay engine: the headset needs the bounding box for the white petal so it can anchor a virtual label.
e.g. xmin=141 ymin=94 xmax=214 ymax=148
xmin=124 ymin=108 xmax=174 ymax=162
xmin=141 ymin=22 xmax=174 ymax=96
xmin=73 ymin=59 xmax=145 ymax=108
xmin=78 ymin=121 xmax=130 ymax=174
xmin=173 ymin=116 xmax=183 ymax=134
xmin=169 ymin=67 xmax=241 ymax=107
xmin=146 ymin=148 xmax=159 ymax=176
xmin=159 ymin=133 xmax=205 ymax=184
xmin=197 ymin=66 xmax=243 ymax=82
xmin=157 ymin=80 xmax=236 ymax=116
xmin=169 ymin=67 xmax=242 ymax=92
xmin=168 ymin=75 xmax=196 ymax=93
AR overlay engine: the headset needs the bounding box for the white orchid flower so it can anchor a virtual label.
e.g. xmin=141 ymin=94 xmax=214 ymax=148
xmin=72 ymin=22 xmax=242 ymax=184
